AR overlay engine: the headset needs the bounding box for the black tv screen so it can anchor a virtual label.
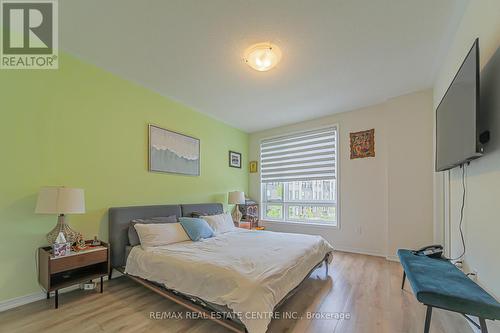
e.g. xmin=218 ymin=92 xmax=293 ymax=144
xmin=436 ymin=39 xmax=482 ymax=172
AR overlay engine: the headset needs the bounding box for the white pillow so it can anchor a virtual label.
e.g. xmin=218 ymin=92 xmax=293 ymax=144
xmin=134 ymin=223 xmax=190 ymax=249
xmin=201 ymin=213 xmax=236 ymax=234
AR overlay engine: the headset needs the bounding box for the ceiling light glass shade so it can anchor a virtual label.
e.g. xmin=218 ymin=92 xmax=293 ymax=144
xmin=244 ymin=42 xmax=282 ymax=72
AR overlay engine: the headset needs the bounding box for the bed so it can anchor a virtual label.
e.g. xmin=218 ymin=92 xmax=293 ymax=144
xmin=109 ymin=203 xmax=334 ymax=333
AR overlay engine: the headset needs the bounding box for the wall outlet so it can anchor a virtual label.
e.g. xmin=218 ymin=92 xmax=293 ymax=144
xmin=81 ymin=282 xmax=96 ymax=290
xmin=356 ymin=226 xmax=362 ymax=234
xmin=453 ymin=260 xmax=464 ymax=270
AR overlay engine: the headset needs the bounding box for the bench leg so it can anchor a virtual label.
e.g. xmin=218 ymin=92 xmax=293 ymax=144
xmin=424 ymin=306 xmax=432 ymax=333
xmin=401 ymin=271 xmax=406 ymax=289
xmin=325 ymin=258 xmax=329 ymax=278
xmin=479 ymin=318 xmax=488 ymax=333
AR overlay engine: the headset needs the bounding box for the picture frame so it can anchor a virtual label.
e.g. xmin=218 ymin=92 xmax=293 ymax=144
xmin=249 ymin=161 xmax=258 ymax=173
xmin=148 ymin=124 xmax=200 ymax=176
xmin=350 ymin=128 xmax=375 ymax=159
xmin=229 ymin=151 xmax=242 ymax=168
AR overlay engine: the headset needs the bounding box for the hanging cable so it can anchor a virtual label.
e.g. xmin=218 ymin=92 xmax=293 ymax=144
xmin=447 ymin=163 xmax=467 ymax=261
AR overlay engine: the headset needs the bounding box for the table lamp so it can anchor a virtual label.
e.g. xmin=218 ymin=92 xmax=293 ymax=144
xmin=228 ymin=191 xmax=245 ymax=223
xmin=35 ymin=186 xmax=85 ymax=244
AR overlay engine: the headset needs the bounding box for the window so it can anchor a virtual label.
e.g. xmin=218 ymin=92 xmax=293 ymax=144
xmin=260 ymin=127 xmax=337 ymax=226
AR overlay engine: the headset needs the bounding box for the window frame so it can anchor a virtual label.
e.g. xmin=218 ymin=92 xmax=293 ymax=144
xmin=259 ymin=125 xmax=339 ymax=228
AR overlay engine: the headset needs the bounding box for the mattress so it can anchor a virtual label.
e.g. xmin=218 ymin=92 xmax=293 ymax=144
xmin=125 ymin=228 xmax=333 ymax=333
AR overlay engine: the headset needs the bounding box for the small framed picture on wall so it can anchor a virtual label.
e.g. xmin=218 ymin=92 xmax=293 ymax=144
xmin=249 ymin=161 xmax=258 ymax=173
xmin=350 ymin=129 xmax=375 ymax=159
xmin=229 ymin=151 xmax=242 ymax=168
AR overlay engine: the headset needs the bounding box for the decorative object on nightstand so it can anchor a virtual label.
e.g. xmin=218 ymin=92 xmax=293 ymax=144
xmin=35 ymin=186 xmax=85 ymax=244
xmin=237 ymin=222 xmax=265 ymax=231
xmin=74 ymin=234 xmax=89 ymax=251
xmin=92 ymin=236 xmax=101 ymax=246
xmin=38 ymin=240 xmax=109 ymax=308
xmin=52 ymin=232 xmax=71 ymax=258
xmin=238 ymin=197 xmax=259 ymax=228
xmin=228 ymin=191 xmax=245 ymax=223
xmin=238 ymin=220 xmax=252 ymax=229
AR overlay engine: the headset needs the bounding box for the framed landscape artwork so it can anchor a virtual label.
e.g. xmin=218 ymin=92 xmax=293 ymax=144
xmin=148 ymin=124 xmax=200 ymax=176
xmin=350 ymin=129 xmax=375 ymax=159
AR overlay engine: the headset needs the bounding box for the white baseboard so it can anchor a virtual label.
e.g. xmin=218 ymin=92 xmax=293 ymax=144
xmin=0 ymin=276 xmax=108 ymax=313
xmin=0 ymin=292 xmax=47 ymax=313
xmin=385 ymin=255 xmax=400 ymax=262
xmin=334 ymin=247 xmax=401 ymax=263
xmin=334 ymin=246 xmax=386 ymax=258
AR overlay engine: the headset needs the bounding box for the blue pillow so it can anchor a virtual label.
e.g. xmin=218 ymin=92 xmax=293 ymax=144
xmin=179 ymin=217 xmax=214 ymax=241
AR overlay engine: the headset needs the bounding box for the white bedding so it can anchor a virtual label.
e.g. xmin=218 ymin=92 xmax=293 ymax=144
xmin=125 ymin=229 xmax=333 ymax=333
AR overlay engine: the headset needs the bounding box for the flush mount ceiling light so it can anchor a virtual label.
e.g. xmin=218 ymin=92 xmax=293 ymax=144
xmin=243 ymin=42 xmax=282 ymax=72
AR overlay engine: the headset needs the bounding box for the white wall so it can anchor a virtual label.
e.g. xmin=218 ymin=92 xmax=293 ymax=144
xmin=249 ymin=90 xmax=434 ymax=258
xmin=385 ymin=93 xmax=435 ymax=257
xmin=433 ymin=0 xmax=500 ymax=302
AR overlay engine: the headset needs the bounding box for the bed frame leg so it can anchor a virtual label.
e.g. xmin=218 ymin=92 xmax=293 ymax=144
xmin=401 ymin=270 xmax=406 ymax=289
xmin=479 ymin=318 xmax=488 ymax=333
xmin=324 ymin=258 xmax=329 ymax=278
xmin=424 ymin=305 xmax=432 ymax=333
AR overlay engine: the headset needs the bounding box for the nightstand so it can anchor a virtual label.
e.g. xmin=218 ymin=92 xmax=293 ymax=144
xmin=238 ymin=220 xmax=265 ymax=230
xmin=38 ymin=240 xmax=109 ymax=308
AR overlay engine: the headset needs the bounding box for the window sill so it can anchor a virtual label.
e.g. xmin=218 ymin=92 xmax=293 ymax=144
xmin=261 ymin=219 xmax=339 ymax=229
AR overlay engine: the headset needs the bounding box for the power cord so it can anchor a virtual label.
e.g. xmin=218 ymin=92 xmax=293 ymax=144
xmin=34 ymin=247 xmax=39 ymax=276
xmin=447 ymin=162 xmax=467 ymax=261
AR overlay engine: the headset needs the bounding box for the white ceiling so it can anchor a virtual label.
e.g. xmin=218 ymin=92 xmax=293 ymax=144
xmin=60 ymin=0 xmax=466 ymax=133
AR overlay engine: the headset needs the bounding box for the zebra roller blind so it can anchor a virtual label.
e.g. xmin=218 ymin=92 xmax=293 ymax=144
xmin=260 ymin=127 xmax=336 ymax=183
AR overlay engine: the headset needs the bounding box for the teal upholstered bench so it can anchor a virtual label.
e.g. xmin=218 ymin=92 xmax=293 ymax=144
xmin=398 ymin=249 xmax=500 ymax=333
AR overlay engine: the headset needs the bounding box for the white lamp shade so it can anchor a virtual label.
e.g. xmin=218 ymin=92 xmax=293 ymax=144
xmin=228 ymin=191 xmax=245 ymax=205
xmin=35 ymin=187 xmax=86 ymax=214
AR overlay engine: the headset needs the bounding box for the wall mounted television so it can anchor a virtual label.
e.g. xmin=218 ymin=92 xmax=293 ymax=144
xmin=435 ymin=38 xmax=486 ymax=172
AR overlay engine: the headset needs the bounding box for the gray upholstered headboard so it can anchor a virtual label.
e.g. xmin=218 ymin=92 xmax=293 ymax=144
xmin=181 ymin=203 xmax=223 ymax=217
xmin=108 ymin=203 xmax=223 ymax=268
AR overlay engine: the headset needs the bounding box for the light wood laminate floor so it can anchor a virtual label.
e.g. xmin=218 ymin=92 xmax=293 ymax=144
xmin=0 ymin=252 xmax=474 ymax=333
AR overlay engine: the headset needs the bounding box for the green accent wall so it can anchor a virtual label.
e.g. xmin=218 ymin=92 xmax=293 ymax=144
xmin=0 ymin=54 xmax=248 ymax=302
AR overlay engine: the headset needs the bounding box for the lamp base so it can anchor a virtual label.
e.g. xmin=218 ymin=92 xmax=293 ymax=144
xmin=47 ymin=214 xmax=80 ymax=244
xmin=231 ymin=205 xmax=243 ymax=224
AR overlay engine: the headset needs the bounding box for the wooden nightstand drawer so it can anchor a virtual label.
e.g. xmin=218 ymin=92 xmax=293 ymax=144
xmin=50 ymin=249 xmax=107 ymax=274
